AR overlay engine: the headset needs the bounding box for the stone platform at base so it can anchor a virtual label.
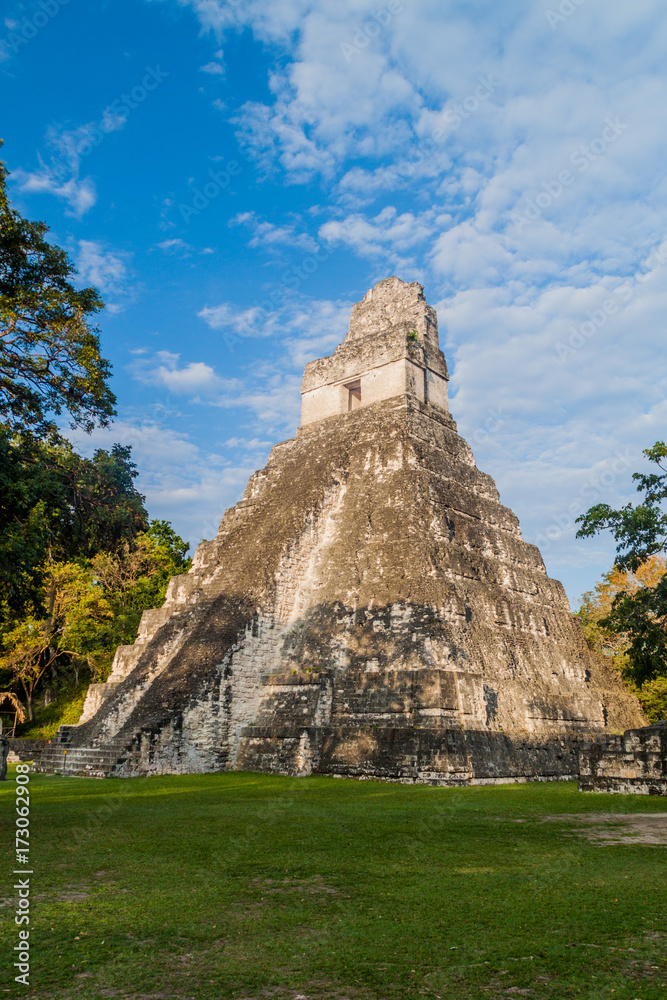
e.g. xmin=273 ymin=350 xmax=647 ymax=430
xmin=30 ymin=721 xmax=667 ymax=793
xmin=578 ymin=721 xmax=667 ymax=795
xmin=111 ymin=724 xmax=586 ymax=785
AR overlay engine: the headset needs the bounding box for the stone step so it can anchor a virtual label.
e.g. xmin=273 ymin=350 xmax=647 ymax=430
xmin=33 ymin=741 xmax=130 ymax=777
xmin=49 ymin=725 xmax=77 ymax=746
xmin=38 ymin=750 xmax=123 ymax=762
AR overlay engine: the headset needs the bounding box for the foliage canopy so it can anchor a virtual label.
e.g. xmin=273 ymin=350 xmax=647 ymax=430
xmin=0 ymin=144 xmax=191 ymax=733
xmin=576 ymin=442 xmax=667 ymax=718
xmin=0 ymin=141 xmax=115 ymax=438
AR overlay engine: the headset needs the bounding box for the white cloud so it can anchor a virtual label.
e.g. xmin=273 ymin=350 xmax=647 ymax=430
xmin=11 ymin=111 xmax=131 ymax=216
xmin=157 ymin=237 xmax=192 ymax=255
xmin=75 ymin=241 xmax=130 ymax=312
xmin=156 ymin=360 xmax=222 ymax=395
xmin=197 ymin=290 xmax=353 ymax=363
xmin=156 ymin=238 xmax=215 ymax=256
xmin=67 ymin=418 xmax=259 ymax=553
xmin=128 ymin=344 xmax=303 ymax=444
xmin=198 ymin=302 xmax=265 ymax=334
xmin=319 ymin=206 xmax=440 ymax=271
xmin=230 ymin=211 xmax=320 ymax=252
xmin=131 ymin=350 xmax=238 ymax=397
xmin=200 ymin=60 xmax=224 ymax=75
xmin=13 ymin=169 xmax=97 ymax=218
xmin=212 ymin=374 xmax=303 ymax=430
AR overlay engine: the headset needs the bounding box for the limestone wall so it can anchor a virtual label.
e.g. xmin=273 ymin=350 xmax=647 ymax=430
xmin=237 ymin=725 xmax=585 ymax=785
xmin=7 ymin=739 xmax=49 ymax=762
xmin=579 ymin=722 xmax=667 ymax=794
xmin=301 ymin=357 xmax=448 ymax=425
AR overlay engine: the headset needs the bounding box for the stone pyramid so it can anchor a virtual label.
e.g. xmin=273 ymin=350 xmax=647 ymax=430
xmin=47 ymin=277 xmax=644 ymax=781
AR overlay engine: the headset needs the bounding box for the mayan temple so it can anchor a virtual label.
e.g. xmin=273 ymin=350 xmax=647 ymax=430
xmin=36 ymin=277 xmax=645 ymax=780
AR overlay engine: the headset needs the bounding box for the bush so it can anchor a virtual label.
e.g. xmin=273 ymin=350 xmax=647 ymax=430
xmin=637 ymin=675 xmax=667 ymax=723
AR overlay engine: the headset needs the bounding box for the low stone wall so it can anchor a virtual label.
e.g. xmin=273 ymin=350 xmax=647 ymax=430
xmin=236 ymin=725 xmax=587 ymax=785
xmin=578 ymin=722 xmax=667 ymax=795
xmin=7 ymin=739 xmax=49 ymax=762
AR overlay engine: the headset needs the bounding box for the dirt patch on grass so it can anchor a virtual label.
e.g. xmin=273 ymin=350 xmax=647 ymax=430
xmin=542 ymin=813 xmax=667 ymax=844
xmin=250 ymin=876 xmax=343 ymax=896
xmin=56 ymin=889 xmax=91 ymax=901
xmin=237 ymin=984 xmax=378 ymax=1000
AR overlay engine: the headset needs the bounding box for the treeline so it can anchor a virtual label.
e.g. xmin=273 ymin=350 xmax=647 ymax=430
xmin=0 ymin=432 xmax=190 ymax=722
xmin=576 ymin=554 xmax=667 ymax=721
xmin=576 ymin=442 xmax=667 ymax=723
xmin=0 ymin=143 xmax=189 ymax=734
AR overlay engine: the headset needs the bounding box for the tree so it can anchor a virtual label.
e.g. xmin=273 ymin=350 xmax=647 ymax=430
xmin=0 ymin=140 xmax=116 ymax=438
xmin=576 ymin=442 xmax=667 ymax=703
xmin=0 ymin=143 xmax=192 ymax=728
xmin=577 ymin=555 xmax=666 ymax=665
xmin=0 ymin=520 xmax=191 ymax=722
xmin=576 ymin=442 xmax=667 ymax=573
xmin=0 ymin=561 xmax=114 ymax=719
xmin=55 ymin=442 xmax=149 ymax=558
xmin=0 ymin=430 xmax=149 ymax=625
xmin=91 ymin=521 xmax=191 ymax=670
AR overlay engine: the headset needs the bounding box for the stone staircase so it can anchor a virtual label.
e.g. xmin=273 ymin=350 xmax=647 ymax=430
xmin=33 ymin=726 xmax=131 ymax=778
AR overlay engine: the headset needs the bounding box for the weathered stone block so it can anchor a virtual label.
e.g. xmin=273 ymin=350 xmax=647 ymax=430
xmin=578 ymin=722 xmax=667 ymax=794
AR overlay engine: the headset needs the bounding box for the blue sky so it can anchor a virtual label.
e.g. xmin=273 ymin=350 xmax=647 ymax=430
xmin=2 ymin=0 xmax=666 ymax=606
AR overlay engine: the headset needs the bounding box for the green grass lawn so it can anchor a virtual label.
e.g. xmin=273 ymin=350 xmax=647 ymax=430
xmin=1 ymin=769 xmax=666 ymax=1000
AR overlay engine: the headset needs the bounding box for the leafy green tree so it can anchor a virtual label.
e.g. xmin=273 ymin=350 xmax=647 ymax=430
xmin=0 ymin=141 xmax=115 ymax=438
xmin=55 ymin=442 xmax=149 ymax=558
xmin=576 ymin=556 xmax=667 ymax=663
xmin=1 ymin=520 xmax=191 ymax=722
xmin=91 ymin=521 xmax=191 ymax=674
xmin=0 ymin=430 xmax=148 ymax=625
xmin=576 ymin=442 xmax=667 ymax=692
xmin=636 ymin=675 xmax=667 ymax=723
xmin=0 ymin=561 xmax=113 ymax=719
xmin=576 ymin=556 xmax=667 ymax=721
xmin=145 ymin=519 xmax=190 ymax=568
xmin=0 ymin=145 xmax=192 ymax=726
